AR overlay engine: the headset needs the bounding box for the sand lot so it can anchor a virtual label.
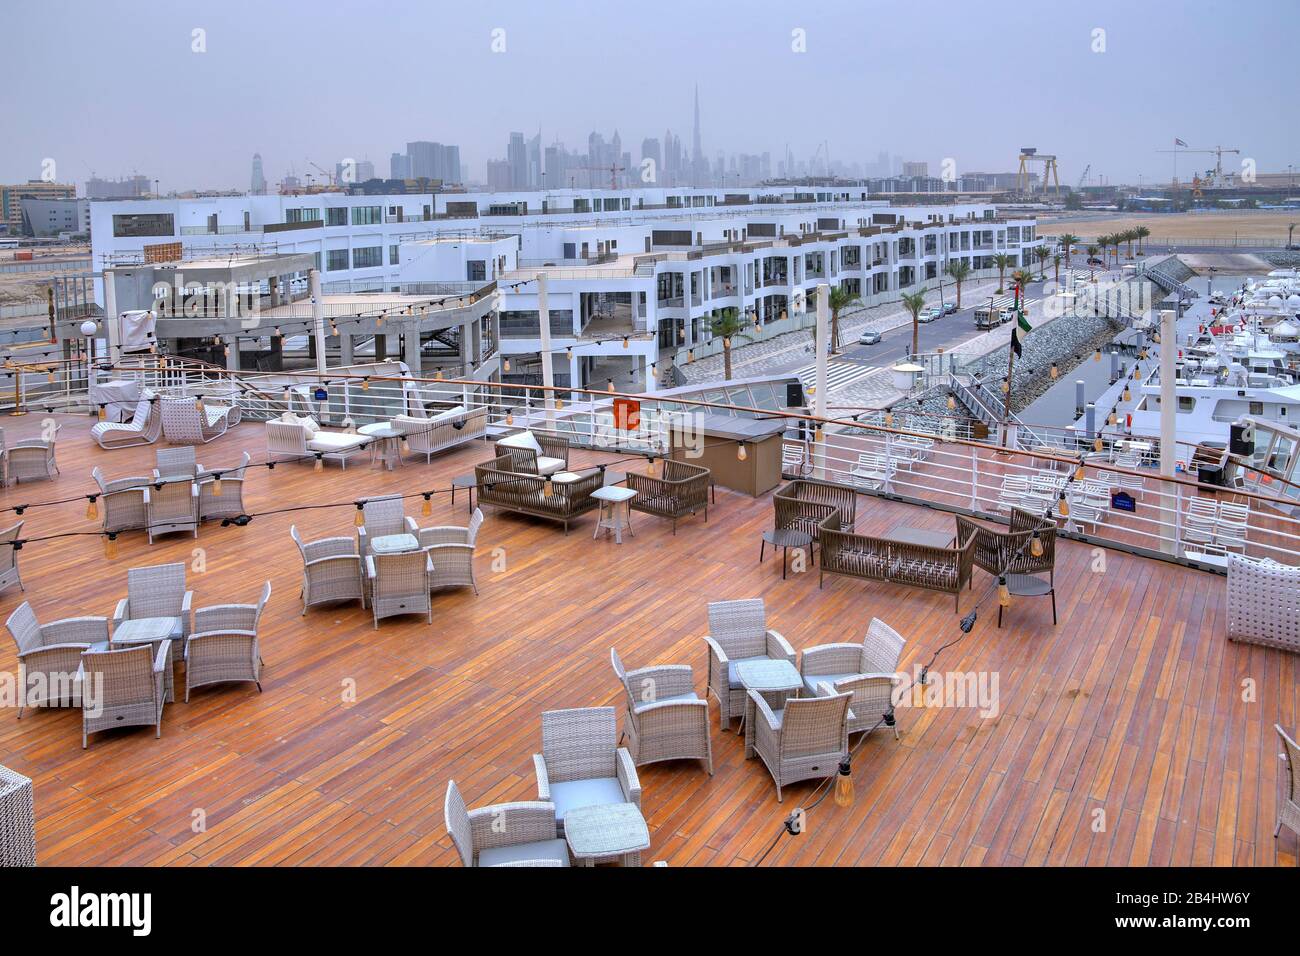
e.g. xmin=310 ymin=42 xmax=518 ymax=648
xmin=1039 ymin=211 xmax=1297 ymax=243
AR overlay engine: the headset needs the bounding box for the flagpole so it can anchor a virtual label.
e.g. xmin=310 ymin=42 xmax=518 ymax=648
xmin=1003 ymin=284 xmax=1017 ymax=444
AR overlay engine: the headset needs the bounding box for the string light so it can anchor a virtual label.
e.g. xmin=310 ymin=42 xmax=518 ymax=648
xmin=947 ymin=394 xmax=956 ymax=411
xmin=1050 ymin=362 xmax=1058 ymax=379
xmin=1122 ymin=384 xmax=1131 ymax=402
xmin=737 ymin=442 xmax=748 ymax=461
xmin=1030 ymin=530 xmax=1044 ymax=557
xmin=607 ymin=379 xmax=615 ymax=393
xmin=85 ymin=496 xmax=98 ymax=521
xmin=1093 ymin=348 xmax=1101 ymax=362
xmin=104 ymin=533 xmax=118 ymax=559
xmin=543 ymin=477 xmax=554 ymax=498
xmin=314 ymin=454 xmax=324 ymax=472
xmin=212 ymin=474 xmax=223 ymax=496
xmin=997 ymin=576 xmax=1011 ymax=607
xmin=1057 ymin=491 xmax=1070 ymax=517
xmin=422 ymin=493 xmax=433 ymax=516
xmin=833 ymin=760 xmax=854 ymax=808
xmin=354 ymin=503 xmax=365 ymax=527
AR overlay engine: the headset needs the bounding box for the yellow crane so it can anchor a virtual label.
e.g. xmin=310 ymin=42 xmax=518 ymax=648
xmin=1015 ymin=148 xmax=1060 ymax=196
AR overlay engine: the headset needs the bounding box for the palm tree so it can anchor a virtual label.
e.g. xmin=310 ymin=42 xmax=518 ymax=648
xmin=992 ymin=253 xmax=1013 ymax=294
xmin=1034 ymin=246 xmax=1050 ymax=281
xmin=1134 ymin=225 xmax=1151 ymax=256
xmin=944 ymin=259 xmax=971 ymax=309
xmin=827 ymin=284 xmax=860 ymax=354
xmin=1057 ymin=233 xmax=1080 ymax=266
xmin=900 ymin=288 xmax=928 ymax=358
xmin=1085 ymin=244 xmax=1099 ymax=280
xmin=1009 ymin=269 xmax=1032 ymax=307
xmin=709 ymin=307 xmax=749 ymax=381
xmin=1053 ymin=254 xmax=1062 ymax=287
xmin=1124 ymin=228 xmax=1139 ymax=259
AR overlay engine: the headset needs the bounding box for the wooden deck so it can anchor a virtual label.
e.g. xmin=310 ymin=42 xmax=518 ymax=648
xmin=0 ymin=414 xmax=1294 ymax=866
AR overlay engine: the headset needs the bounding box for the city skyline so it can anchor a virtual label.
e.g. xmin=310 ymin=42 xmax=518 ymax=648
xmin=4 ymin=0 xmax=1297 ymax=193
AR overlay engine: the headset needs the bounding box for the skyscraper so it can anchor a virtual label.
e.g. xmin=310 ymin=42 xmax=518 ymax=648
xmin=250 ymin=153 xmax=266 ymax=195
xmin=641 ymin=138 xmax=661 ymax=183
xmin=507 ymin=132 xmax=528 ymax=189
xmin=691 ymin=85 xmax=705 ymax=186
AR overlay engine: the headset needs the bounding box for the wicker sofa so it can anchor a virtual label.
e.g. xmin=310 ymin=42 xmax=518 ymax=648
xmin=626 ymin=459 xmax=710 ymax=533
xmin=819 ymin=517 xmax=978 ymax=611
xmin=773 ymin=478 xmax=858 ymax=543
xmin=474 ymin=455 xmax=602 ymax=532
xmin=391 ymin=405 xmax=489 ymax=463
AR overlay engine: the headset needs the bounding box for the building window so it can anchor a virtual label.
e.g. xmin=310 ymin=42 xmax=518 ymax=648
xmin=352 ymin=246 xmax=382 ymax=269
xmin=1250 ymin=401 xmax=1264 ymax=415
xmin=389 ymin=245 xmax=399 ymax=265
xmin=111 ymin=213 xmax=175 ymax=237
xmin=351 ymin=206 xmax=381 ymax=225
xmin=326 ymin=249 xmax=349 ymax=271
xmin=286 ymin=207 xmax=321 ymax=224
xmin=326 ymin=207 xmax=347 ymax=227
xmin=466 ymin=260 xmax=486 ymax=282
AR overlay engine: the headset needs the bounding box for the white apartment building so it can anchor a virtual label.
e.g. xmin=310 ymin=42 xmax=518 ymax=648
xmin=89 ymin=185 xmax=1042 ymax=390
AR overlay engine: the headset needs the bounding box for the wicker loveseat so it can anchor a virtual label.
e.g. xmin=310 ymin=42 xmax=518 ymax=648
xmin=955 ymin=507 xmax=1056 ymax=579
xmin=626 ymin=459 xmax=710 ymax=533
xmin=773 ymin=478 xmax=857 ymax=542
xmin=391 ymin=405 xmax=489 ymax=463
xmin=474 ymin=455 xmax=602 ymax=532
xmin=819 ymin=518 xmax=977 ymax=611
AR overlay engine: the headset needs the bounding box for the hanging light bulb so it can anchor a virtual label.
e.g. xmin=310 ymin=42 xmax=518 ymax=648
xmin=435 ymin=368 xmax=444 ymax=381
xmin=947 ymin=394 xmax=956 ymax=411
xmin=354 ymin=504 xmax=365 ymax=527
xmin=104 ymin=533 xmax=118 ymax=559
xmin=543 ymin=477 xmax=554 ymax=498
xmin=998 ymin=576 xmax=1011 ymax=607
xmin=1001 ymin=379 xmax=1010 ymax=394
xmin=1122 ymin=384 xmax=1131 ymax=402
xmin=421 ymin=493 xmax=433 ymax=516
xmin=1058 ymin=492 xmax=1070 ymax=517
xmin=1093 ymin=435 xmax=1103 ymax=452
xmin=884 ymin=410 xmax=894 ymax=426
xmin=607 ymin=379 xmax=615 ymax=393
xmin=555 ymin=397 xmax=564 ymax=410
xmin=86 ymin=496 xmax=98 ymax=521
xmin=833 ymin=760 xmax=854 ymax=808
xmin=362 ymin=378 xmax=369 ymax=390
xmin=1075 ymin=462 xmax=1086 ymax=480
xmin=813 ymin=425 xmax=824 ymax=442
xmin=377 ymin=311 xmax=385 ymax=328
xmin=1093 ymin=348 xmax=1102 ymax=362
xmin=47 ymin=368 xmax=55 ymax=383
xmin=505 ymin=411 xmax=514 ymax=426
xmin=687 ymin=349 xmax=695 ymax=363
xmin=212 ymin=475 xmax=223 ymax=496
xmin=195 ymin=396 xmax=205 ymax=412
xmin=645 ymin=456 xmax=656 ymax=476
xmin=737 ymin=442 xmax=748 ymax=461
xmin=622 ymin=336 xmax=629 ymax=349
xmin=503 ymin=358 xmax=511 ymax=373
xmin=1050 ymin=362 xmax=1059 ymax=380
xmin=97 ymin=404 xmax=107 ymax=421
xmin=1030 ymin=530 xmax=1044 ymax=557
xmin=314 ymin=455 xmax=323 ymax=472
xmin=1108 ymin=410 xmax=1118 ymax=426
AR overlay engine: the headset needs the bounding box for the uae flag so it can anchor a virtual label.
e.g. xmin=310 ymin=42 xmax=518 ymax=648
xmin=1017 ymin=308 xmax=1032 ymax=333
xmin=1011 ymin=324 xmax=1024 ymax=358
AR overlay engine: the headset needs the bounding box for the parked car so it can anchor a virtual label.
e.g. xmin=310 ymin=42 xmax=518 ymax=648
xmin=998 ymin=309 xmax=1016 ymax=323
xmin=1087 ymin=256 xmax=1104 ymax=266
xmin=939 ymin=301 xmax=957 ymax=314
xmin=858 ymin=330 xmax=882 ymax=345
xmin=918 ymin=307 xmax=942 ymax=323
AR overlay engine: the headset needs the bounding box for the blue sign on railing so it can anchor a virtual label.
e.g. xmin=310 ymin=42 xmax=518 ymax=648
xmin=1111 ymin=491 xmax=1136 ymax=512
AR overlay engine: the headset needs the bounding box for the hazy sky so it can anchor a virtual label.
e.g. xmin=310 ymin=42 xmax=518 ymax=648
xmin=5 ymin=0 xmax=1296 ymax=191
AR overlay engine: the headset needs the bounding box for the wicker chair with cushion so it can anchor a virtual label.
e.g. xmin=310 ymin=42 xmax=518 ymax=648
xmin=417 ymin=508 xmax=483 ymax=594
xmin=0 ymin=521 xmax=23 ymax=595
xmin=91 ymin=468 xmax=149 ymax=535
xmin=800 ymin=617 xmax=905 ymax=738
xmin=290 ymin=525 xmax=365 ymax=613
xmin=1276 ymin=724 xmax=1300 ymax=843
xmin=5 ymin=601 xmax=106 ymax=717
xmin=143 ymin=478 xmax=199 ymax=544
xmin=357 ymin=494 xmax=419 ymax=559
xmin=7 ymin=426 xmax=60 ymax=483
xmin=533 ymin=706 xmax=641 ymax=836
xmin=494 ymin=430 xmax=570 ymax=476
xmin=626 ymin=459 xmax=711 ymax=533
xmin=773 ymin=478 xmax=856 ymax=542
xmin=159 ymin=397 xmax=235 ymax=444
xmin=184 ymin=581 xmax=270 ymax=701
xmin=703 ymin=598 xmax=796 ymax=731
xmin=198 ymin=452 xmax=251 ymax=521
xmin=80 ymin=642 xmax=170 ymax=748
xmin=112 ymin=562 xmax=193 ymax=644
xmin=475 ymin=456 xmax=603 ymax=533
xmin=365 ymin=550 xmax=433 ymax=628
xmin=91 ymin=394 xmax=161 ymax=450
xmin=748 ymin=690 xmax=851 ymax=802
xmin=153 ymin=446 xmax=198 ymax=479
xmin=393 ymin=406 xmax=489 ymax=463
xmin=444 ymin=780 xmax=569 ymax=867
xmin=610 ymin=648 xmax=712 ymax=773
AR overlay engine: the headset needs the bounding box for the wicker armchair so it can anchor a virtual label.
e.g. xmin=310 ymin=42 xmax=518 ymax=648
xmin=748 ymin=690 xmax=851 ymax=802
xmin=475 ymin=456 xmax=603 ymax=533
xmin=444 ymin=780 xmax=569 ymax=867
xmin=495 ymin=430 xmax=570 ymax=476
xmin=198 ymin=452 xmax=250 ymax=521
xmin=143 ymin=478 xmax=199 ymax=544
xmin=533 ymin=706 xmax=641 ymax=835
xmin=91 ymin=468 xmax=149 ymax=535
xmin=5 ymin=601 xmax=106 ymax=717
xmin=702 ymin=598 xmax=796 ymax=731
xmin=955 ymin=508 xmax=1056 ymax=579
xmin=357 ymin=494 xmax=419 ymax=558
xmin=365 ymin=550 xmax=433 ymax=628
xmin=153 ymin=446 xmax=198 ymax=479
xmin=184 ymin=581 xmax=270 ymax=701
xmin=0 ymin=521 xmax=23 ymax=595
xmin=112 ymin=563 xmax=193 ymax=643
xmin=800 ymin=618 xmax=905 ymax=738
xmin=773 ymin=478 xmax=856 ymax=542
xmin=626 ymin=459 xmax=711 ymax=533
xmin=417 ymin=508 xmax=483 ymax=594
xmin=1277 ymin=724 xmax=1300 ymax=843
xmin=0 ymin=764 xmax=35 ymax=866
xmin=7 ymin=426 xmax=60 ymax=483
xmin=159 ymin=397 xmax=234 ymax=444
xmin=610 ymin=648 xmax=712 ymax=773
xmin=291 ymin=525 xmax=365 ymax=613
xmin=80 ymin=642 xmax=170 ymax=748
xmin=91 ymin=393 xmax=162 ymax=450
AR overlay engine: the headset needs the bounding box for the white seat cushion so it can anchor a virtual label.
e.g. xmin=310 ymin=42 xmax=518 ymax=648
xmin=726 ymin=656 xmax=769 ymax=689
xmin=535 ymin=456 xmax=566 ymax=476
xmin=802 ymin=672 xmax=859 ymax=696
xmin=307 ymin=431 xmax=366 ymax=452
xmin=548 ymin=777 xmax=626 ymax=820
xmin=478 ymin=838 xmax=570 ymax=867
xmin=431 ymin=404 xmax=467 ymax=423
xmin=499 ymin=430 xmax=544 ymax=455
xmin=391 ymin=415 xmax=427 ymax=432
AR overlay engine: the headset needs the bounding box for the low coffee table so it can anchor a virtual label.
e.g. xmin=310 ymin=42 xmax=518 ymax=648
xmin=735 ymin=658 xmax=802 ymax=755
xmin=450 ymin=474 xmax=478 ymax=514
xmin=760 ymin=528 xmax=813 ymax=579
xmin=592 ymin=486 xmax=637 ymax=544
xmin=370 ymin=533 xmax=419 ymax=555
xmin=111 ymin=618 xmax=179 ymax=702
xmin=888 ymin=525 xmax=955 ymax=549
xmin=563 ymin=802 xmax=650 ymax=867
xmin=358 ymin=423 xmax=403 ymax=471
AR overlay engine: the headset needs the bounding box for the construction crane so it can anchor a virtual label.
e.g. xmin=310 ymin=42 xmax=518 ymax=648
xmin=1077 ymin=163 xmax=1091 ymax=190
xmin=580 ymin=162 xmax=625 ymax=190
xmin=306 ymin=159 xmax=334 ymax=186
xmin=1016 ymin=148 xmax=1060 ymax=196
xmin=1156 ymin=144 xmax=1241 ymax=188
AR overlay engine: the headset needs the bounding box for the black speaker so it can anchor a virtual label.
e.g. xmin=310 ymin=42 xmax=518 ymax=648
xmin=786 ymin=382 xmax=805 ymax=407
xmin=1229 ymin=423 xmax=1254 ymax=457
xmin=1197 ymin=463 xmax=1225 ymax=487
